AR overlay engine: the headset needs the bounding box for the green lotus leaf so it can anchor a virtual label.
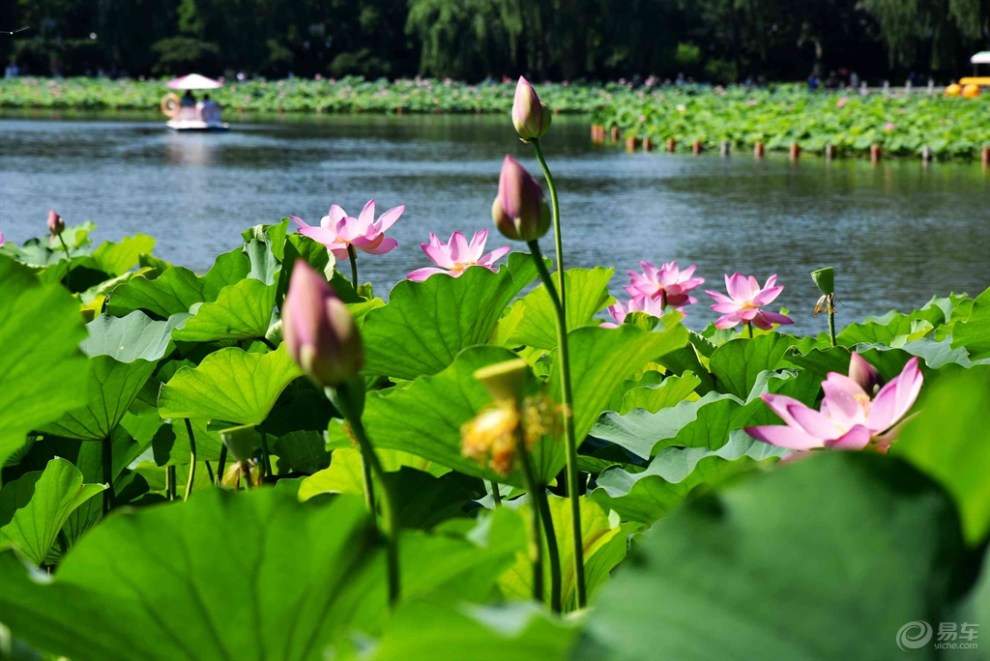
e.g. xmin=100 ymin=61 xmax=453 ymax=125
xmin=0 ymin=489 xmax=382 ymax=660
xmin=81 ymin=310 xmax=184 ymax=362
xmin=0 ymin=458 xmax=105 ymax=566
xmin=0 ymin=257 xmax=90 ymax=474
xmin=172 ymin=278 xmax=276 ymax=342
xmin=591 ymin=432 xmax=783 ymax=523
xmin=106 ymin=266 xmax=208 ymax=317
xmin=586 ymin=453 xmax=968 ymax=659
xmin=360 ymin=252 xmax=538 ymax=380
xmin=91 ymin=234 xmax=156 ymax=276
xmin=708 ymin=334 xmax=797 ymax=400
xmin=158 ymin=345 xmax=302 ymax=425
xmin=498 ymin=267 xmax=614 ymax=350
xmin=952 ymin=287 xmax=990 ymax=360
xmin=42 ymin=356 xmax=157 ymax=441
xmin=619 ymin=372 xmax=701 ymax=414
xmin=892 ymin=365 xmax=990 ymax=546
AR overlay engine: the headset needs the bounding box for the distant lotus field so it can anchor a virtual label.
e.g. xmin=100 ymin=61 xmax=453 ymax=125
xmin=0 ymin=78 xmax=987 ymax=659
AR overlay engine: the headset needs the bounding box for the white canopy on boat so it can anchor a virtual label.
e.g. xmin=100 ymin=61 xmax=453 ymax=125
xmin=971 ymin=51 xmax=990 ymax=64
xmin=166 ymin=74 xmax=224 ymax=90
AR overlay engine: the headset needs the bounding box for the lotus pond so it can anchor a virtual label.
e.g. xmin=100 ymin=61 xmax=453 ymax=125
xmin=0 ymin=79 xmax=988 ymax=660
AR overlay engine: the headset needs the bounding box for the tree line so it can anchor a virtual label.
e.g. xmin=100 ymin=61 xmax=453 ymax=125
xmin=2 ymin=0 xmax=987 ymax=82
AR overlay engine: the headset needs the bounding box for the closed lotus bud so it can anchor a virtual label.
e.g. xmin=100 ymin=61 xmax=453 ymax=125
xmin=282 ymin=260 xmax=363 ymax=387
xmin=47 ymin=209 xmax=64 ymax=237
xmin=848 ymin=352 xmax=881 ymax=394
xmin=512 ymin=76 xmax=551 ymax=142
xmin=810 ymin=267 xmax=835 ymax=295
xmin=492 ymin=156 xmax=551 ymax=242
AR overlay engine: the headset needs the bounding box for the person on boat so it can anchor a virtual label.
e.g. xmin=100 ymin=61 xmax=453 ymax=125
xmin=180 ymin=90 xmax=196 ymax=107
xmin=199 ymin=94 xmax=222 ymax=123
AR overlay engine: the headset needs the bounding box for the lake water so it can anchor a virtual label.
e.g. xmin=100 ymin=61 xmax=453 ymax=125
xmin=1 ymin=113 xmax=987 ymax=334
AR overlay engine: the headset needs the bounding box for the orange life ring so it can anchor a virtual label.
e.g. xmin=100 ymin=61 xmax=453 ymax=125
xmin=160 ymin=92 xmax=180 ymax=118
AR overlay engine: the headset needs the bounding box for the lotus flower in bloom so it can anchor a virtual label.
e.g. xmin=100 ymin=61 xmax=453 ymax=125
xmin=601 ymin=296 xmax=667 ymax=328
xmin=407 ymin=230 xmax=510 ymax=282
xmin=746 ymin=354 xmax=923 ymax=452
xmin=705 ymin=273 xmax=793 ymax=330
xmin=292 ymin=199 xmax=403 ymax=260
xmin=625 ymin=261 xmax=704 ymax=309
xmin=282 ymin=260 xmax=363 ymax=387
xmin=0 ymin=232 xmax=5 ymax=248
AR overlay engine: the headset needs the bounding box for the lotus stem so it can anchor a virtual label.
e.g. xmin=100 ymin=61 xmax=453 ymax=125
xmin=102 ymin=436 xmax=114 ymax=514
xmin=513 ymin=422 xmax=544 ymax=604
xmin=746 ymin=321 xmax=754 ymax=339
xmin=165 ymin=465 xmax=176 ymax=501
xmin=533 ymin=481 xmax=563 ymax=613
xmin=330 ymin=380 xmax=400 ymax=608
xmin=490 ymin=481 xmax=502 ymax=507
xmin=525 ymin=239 xmax=586 ymax=608
xmin=260 ymin=430 xmax=272 ymax=479
xmin=183 ymin=418 xmax=197 ymax=501
xmin=826 ymin=294 xmax=837 ymax=348
xmin=531 ymin=140 xmax=566 ymax=317
xmin=347 ymin=244 xmax=359 ymax=290
xmin=56 ymin=234 xmax=72 ymax=261
xmin=216 ymin=445 xmax=228 ymax=486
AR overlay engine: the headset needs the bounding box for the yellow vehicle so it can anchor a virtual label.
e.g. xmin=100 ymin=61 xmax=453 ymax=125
xmin=946 ymin=51 xmax=989 ymax=97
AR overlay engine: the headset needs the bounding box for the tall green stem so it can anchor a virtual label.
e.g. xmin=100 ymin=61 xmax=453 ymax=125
xmin=216 ymin=446 xmax=228 ymax=486
xmin=746 ymin=321 xmax=754 ymax=339
xmin=490 ymin=481 xmax=502 ymax=507
xmin=526 ymin=240 xmax=586 ymax=608
xmin=347 ymin=245 xmax=359 ymax=290
xmin=533 ymin=482 xmax=563 ymax=612
xmin=260 ymin=430 xmax=272 ymax=479
xmin=513 ymin=423 xmax=544 ymax=604
xmin=183 ymin=418 xmax=197 ymax=501
xmin=827 ymin=295 xmax=837 ymax=348
xmin=56 ymin=234 xmax=72 ymax=261
xmin=330 ymin=381 xmax=400 ymax=608
xmin=532 ymin=141 xmax=566 ymax=318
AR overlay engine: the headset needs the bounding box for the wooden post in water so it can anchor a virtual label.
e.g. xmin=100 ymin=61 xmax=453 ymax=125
xmin=625 ymin=136 xmax=640 ymax=152
xmin=825 ymin=144 xmax=837 ymax=161
xmin=754 ymin=141 xmax=765 ymax=158
xmin=692 ymin=140 xmax=703 ymax=155
xmin=667 ymin=138 xmax=677 ymax=152
xmin=590 ymin=125 xmax=604 ymax=143
xmin=643 ymin=137 xmax=654 ymax=152
xmin=720 ymin=141 xmax=731 ymax=157
xmin=921 ymin=145 xmax=933 ymax=165
xmin=789 ymin=143 xmax=801 ymax=162
xmin=982 ymin=146 xmax=990 ymax=167
xmin=870 ymin=144 xmax=882 ymax=164
xmin=610 ymin=126 xmax=621 ymax=142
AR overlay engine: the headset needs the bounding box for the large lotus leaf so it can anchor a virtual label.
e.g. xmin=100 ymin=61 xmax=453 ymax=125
xmin=837 ymin=305 xmax=943 ymax=348
xmin=348 ymin=346 xmax=538 ymax=486
xmin=591 ymin=433 xmax=784 ymax=523
xmin=619 ymin=372 xmax=701 ymax=414
xmin=91 ymin=234 xmax=156 ymax=276
xmin=585 ymin=453 xmax=967 ymax=660
xmin=550 ymin=324 xmax=689 ymax=453
xmin=952 ymin=287 xmax=990 ymax=360
xmin=0 ymin=458 xmax=105 ymax=566
xmin=172 ymin=278 xmax=276 ymax=342
xmin=708 ymin=333 xmax=796 ymax=400
xmin=42 ymin=357 xmax=157 ymax=442
xmin=0 ymin=257 xmax=90 ymax=474
xmin=81 ymin=310 xmax=184 ymax=362
xmin=0 ymin=489 xmax=384 ymax=661
xmin=893 ymin=365 xmax=990 ymax=546
xmin=370 ymin=599 xmax=580 ymax=660
xmin=499 ymin=267 xmax=614 ymax=350
xmin=106 ymin=266 xmax=208 ymax=317
xmin=157 ymin=345 xmax=302 ymax=425
xmin=499 ymin=495 xmax=629 ymax=612
xmin=360 ymin=252 xmax=538 ymax=380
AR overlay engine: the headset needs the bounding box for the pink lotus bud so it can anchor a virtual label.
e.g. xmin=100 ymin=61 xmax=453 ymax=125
xmin=492 ymin=155 xmax=550 ymax=242
xmin=848 ymin=352 xmax=880 ymax=394
xmin=47 ymin=210 xmax=64 ymax=237
xmin=282 ymin=260 xmax=363 ymax=387
xmin=512 ymin=76 xmax=551 ymax=142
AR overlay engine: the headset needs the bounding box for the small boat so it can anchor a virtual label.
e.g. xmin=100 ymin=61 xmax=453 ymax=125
xmin=161 ymin=73 xmax=230 ymax=131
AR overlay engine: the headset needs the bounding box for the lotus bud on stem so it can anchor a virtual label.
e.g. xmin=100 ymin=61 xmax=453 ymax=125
xmin=492 ymin=150 xmax=586 ymax=608
xmin=282 ymin=260 xmax=399 ymax=607
xmin=811 ymin=266 xmax=837 ymax=347
xmin=512 ymin=77 xmax=552 ymax=143
xmin=48 ymin=209 xmax=71 ymax=260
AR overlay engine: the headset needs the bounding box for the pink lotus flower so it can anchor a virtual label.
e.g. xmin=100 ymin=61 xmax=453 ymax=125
xmin=883 ymin=122 xmax=896 ymax=131
xmin=601 ymin=296 xmax=667 ymax=328
xmin=407 ymin=230 xmax=511 ymax=282
xmin=836 ymin=97 xmax=849 ymax=109
xmin=0 ymin=232 xmax=5 ymax=248
xmin=746 ymin=355 xmax=923 ymax=452
xmin=625 ymin=261 xmax=704 ymax=309
xmin=292 ymin=199 xmax=404 ymax=260
xmin=705 ymin=273 xmax=793 ymax=330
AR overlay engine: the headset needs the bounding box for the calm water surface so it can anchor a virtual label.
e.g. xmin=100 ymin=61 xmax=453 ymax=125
xmin=1 ymin=113 xmax=987 ymax=333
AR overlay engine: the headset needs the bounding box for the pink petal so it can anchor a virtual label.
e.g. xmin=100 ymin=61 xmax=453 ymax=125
xmin=450 ymin=231 xmax=470 ymax=262
xmin=706 ymin=290 xmax=736 ymax=306
xmin=820 ymin=374 xmax=868 ymax=428
xmin=725 ymin=273 xmax=751 ymax=301
xmin=422 ymin=234 xmax=455 ymax=268
xmin=867 ymin=357 xmax=922 ymax=432
xmin=714 ymin=315 xmax=741 ymax=329
xmin=752 ymin=285 xmax=784 ymax=307
xmin=711 ymin=301 xmax=742 ymax=314
xmin=357 ymin=236 xmax=398 ymax=255
xmin=755 ymin=310 xmax=793 ymax=327
xmin=291 ymin=215 xmax=313 ymax=230
xmin=407 ymin=267 xmax=447 ymax=282
xmin=375 ymin=205 xmax=405 ymax=233
xmin=824 ymin=425 xmax=872 ymax=450
xmin=297 ymin=225 xmax=342 ymax=246
xmin=746 ymin=425 xmax=824 ymax=450
xmin=478 ymin=245 xmax=511 ymax=266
